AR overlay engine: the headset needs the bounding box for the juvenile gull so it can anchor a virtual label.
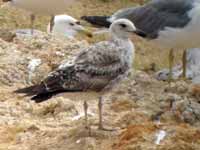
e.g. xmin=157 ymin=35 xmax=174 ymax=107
xmin=82 ymin=0 xmax=200 ymax=81
xmin=2 ymin=0 xmax=78 ymax=33
xmin=15 ymin=19 xmax=136 ymax=130
xmin=47 ymin=15 xmax=92 ymax=39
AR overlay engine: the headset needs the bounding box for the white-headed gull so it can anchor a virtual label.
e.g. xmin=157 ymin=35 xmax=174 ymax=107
xmin=47 ymin=15 xmax=92 ymax=39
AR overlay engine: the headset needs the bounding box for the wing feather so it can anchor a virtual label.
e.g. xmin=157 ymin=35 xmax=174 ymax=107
xmin=16 ymin=40 xmax=129 ymax=101
xmin=113 ymin=0 xmax=192 ymax=39
xmin=74 ymin=41 xmax=128 ymax=77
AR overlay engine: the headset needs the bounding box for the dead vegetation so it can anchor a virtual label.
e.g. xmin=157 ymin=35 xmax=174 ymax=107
xmin=0 ymin=0 xmax=200 ymax=150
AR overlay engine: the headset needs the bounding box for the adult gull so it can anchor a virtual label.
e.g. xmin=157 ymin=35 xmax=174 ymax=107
xmin=15 ymin=19 xmax=136 ymax=130
xmin=82 ymin=0 xmax=200 ymax=81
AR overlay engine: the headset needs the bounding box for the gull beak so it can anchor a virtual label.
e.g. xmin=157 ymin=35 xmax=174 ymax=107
xmin=77 ymin=25 xmax=93 ymax=38
xmin=128 ymin=28 xmax=147 ymax=37
xmin=134 ymin=29 xmax=147 ymax=38
xmin=79 ymin=28 xmax=93 ymax=38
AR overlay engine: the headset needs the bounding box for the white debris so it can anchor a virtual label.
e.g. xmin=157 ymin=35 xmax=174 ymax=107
xmin=76 ymin=139 xmax=81 ymax=144
xmin=27 ymin=59 xmax=42 ymax=83
xmin=28 ymin=59 xmax=42 ymax=72
xmin=155 ymin=130 xmax=167 ymax=145
xmin=55 ymin=51 xmax=65 ymax=56
xmin=71 ymin=112 xmax=95 ymax=121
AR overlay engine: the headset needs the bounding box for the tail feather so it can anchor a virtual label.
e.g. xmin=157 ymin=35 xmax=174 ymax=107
xmin=14 ymin=84 xmax=51 ymax=102
xmin=15 ymin=66 xmax=85 ymax=103
xmin=14 ymin=85 xmax=43 ymax=96
xmin=15 ymin=84 xmax=84 ymax=103
xmin=81 ymin=16 xmax=111 ymax=28
xmin=31 ymin=92 xmax=56 ymax=103
xmin=31 ymin=89 xmax=83 ymax=103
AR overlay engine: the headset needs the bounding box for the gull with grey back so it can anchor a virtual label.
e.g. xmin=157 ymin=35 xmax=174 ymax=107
xmin=82 ymin=0 xmax=200 ymax=81
xmin=15 ymin=19 xmax=136 ymax=130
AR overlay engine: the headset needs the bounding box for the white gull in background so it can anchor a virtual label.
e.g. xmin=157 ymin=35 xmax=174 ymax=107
xmin=47 ymin=15 xmax=92 ymax=39
xmin=2 ymin=0 xmax=78 ymax=33
xmin=14 ymin=14 xmax=92 ymax=38
xmin=15 ymin=19 xmax=137 ymax=130
xmin=82 ymin=0 xmax=200 ymax=81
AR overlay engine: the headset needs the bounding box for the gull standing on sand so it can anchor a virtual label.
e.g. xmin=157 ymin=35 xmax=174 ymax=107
xmin=82 ymin=0 xmax=200 ymax=81
xmin=15 ymin=19 xmax=137 ymax=130
xmin=47 ymin=15 xmax=92 ymax=39
xmin=2 ymin=0 xmax=78 ymax=33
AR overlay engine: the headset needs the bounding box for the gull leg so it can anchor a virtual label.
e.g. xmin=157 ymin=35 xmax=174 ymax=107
xmin=182 ymin=49 xmax=187 ymax=79
xmin=168 ymin=49 xmax=174 ymax=82
xmin=98 ymin=96 xmax=117 ymax=131
xmin=30 ymin=14 xmax=35 ymax=35
xmin=84 ymin=101 xmax=91 ymax=135
xmin=84 ymin=101 xmax=89 ymax=128
xmin=49 ymin=15 xmax=55 ymax=33
xmin=98 ymin=96 xmax=103 ymax=130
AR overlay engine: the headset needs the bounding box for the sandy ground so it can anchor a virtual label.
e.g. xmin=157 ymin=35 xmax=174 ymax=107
xmin=0 ymin=29 xmax=199 ymax=150
xmin=0 ymin=0 xmax=200 ymax=150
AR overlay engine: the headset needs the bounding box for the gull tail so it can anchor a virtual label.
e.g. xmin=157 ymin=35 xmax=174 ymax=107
xmin=15 ymin=66 xmax=84 ymax=103
xmin=14 ymin=85 xmax=43 ymax=96
xmin=14 ymin=84 xmax=58 ymax=103
xmin=30 ymin=91 xmax=63 ymax=103
xmin=15 ymin=84 xmax=83 ymax=103
xmin=81 ymin=16 xmax=111 ymax=28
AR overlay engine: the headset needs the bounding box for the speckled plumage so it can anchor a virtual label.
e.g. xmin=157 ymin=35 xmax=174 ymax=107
xmin=15 ymin=19 xmax=135 ymax=102
xmin=45 ymin=39 xmax=133 ymax=92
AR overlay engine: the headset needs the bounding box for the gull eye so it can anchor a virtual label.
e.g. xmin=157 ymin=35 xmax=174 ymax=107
xmin=69 ymin=23 xmax=75 ymax=26
xmin=119 ymin=24 xmax=127 ymax=28
xmin=76 ymin=21 xmax=81 ymax=25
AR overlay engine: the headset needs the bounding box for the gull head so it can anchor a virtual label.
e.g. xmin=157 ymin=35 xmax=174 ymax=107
xmin=110 ymin=19 xmax=136 ymax=39
xmin=48 ymin=15 xmax=92 ymax=38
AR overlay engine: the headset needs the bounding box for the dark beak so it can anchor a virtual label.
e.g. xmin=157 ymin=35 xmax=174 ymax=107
xmin=134 ymin=29 xmax=147 ymax=38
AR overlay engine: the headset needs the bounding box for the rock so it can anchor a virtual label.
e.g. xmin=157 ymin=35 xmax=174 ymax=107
xmin=190 ymin=84 xmax=200 ymax=100
xmin=164 ymin=81 xmax=189 ymax=94
xmin=172 ymin=100 xmax=200 ymax=124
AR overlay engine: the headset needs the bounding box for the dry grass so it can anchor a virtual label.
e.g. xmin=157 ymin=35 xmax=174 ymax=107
xmin=0 ymin=1 xmax=199 ymax=150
